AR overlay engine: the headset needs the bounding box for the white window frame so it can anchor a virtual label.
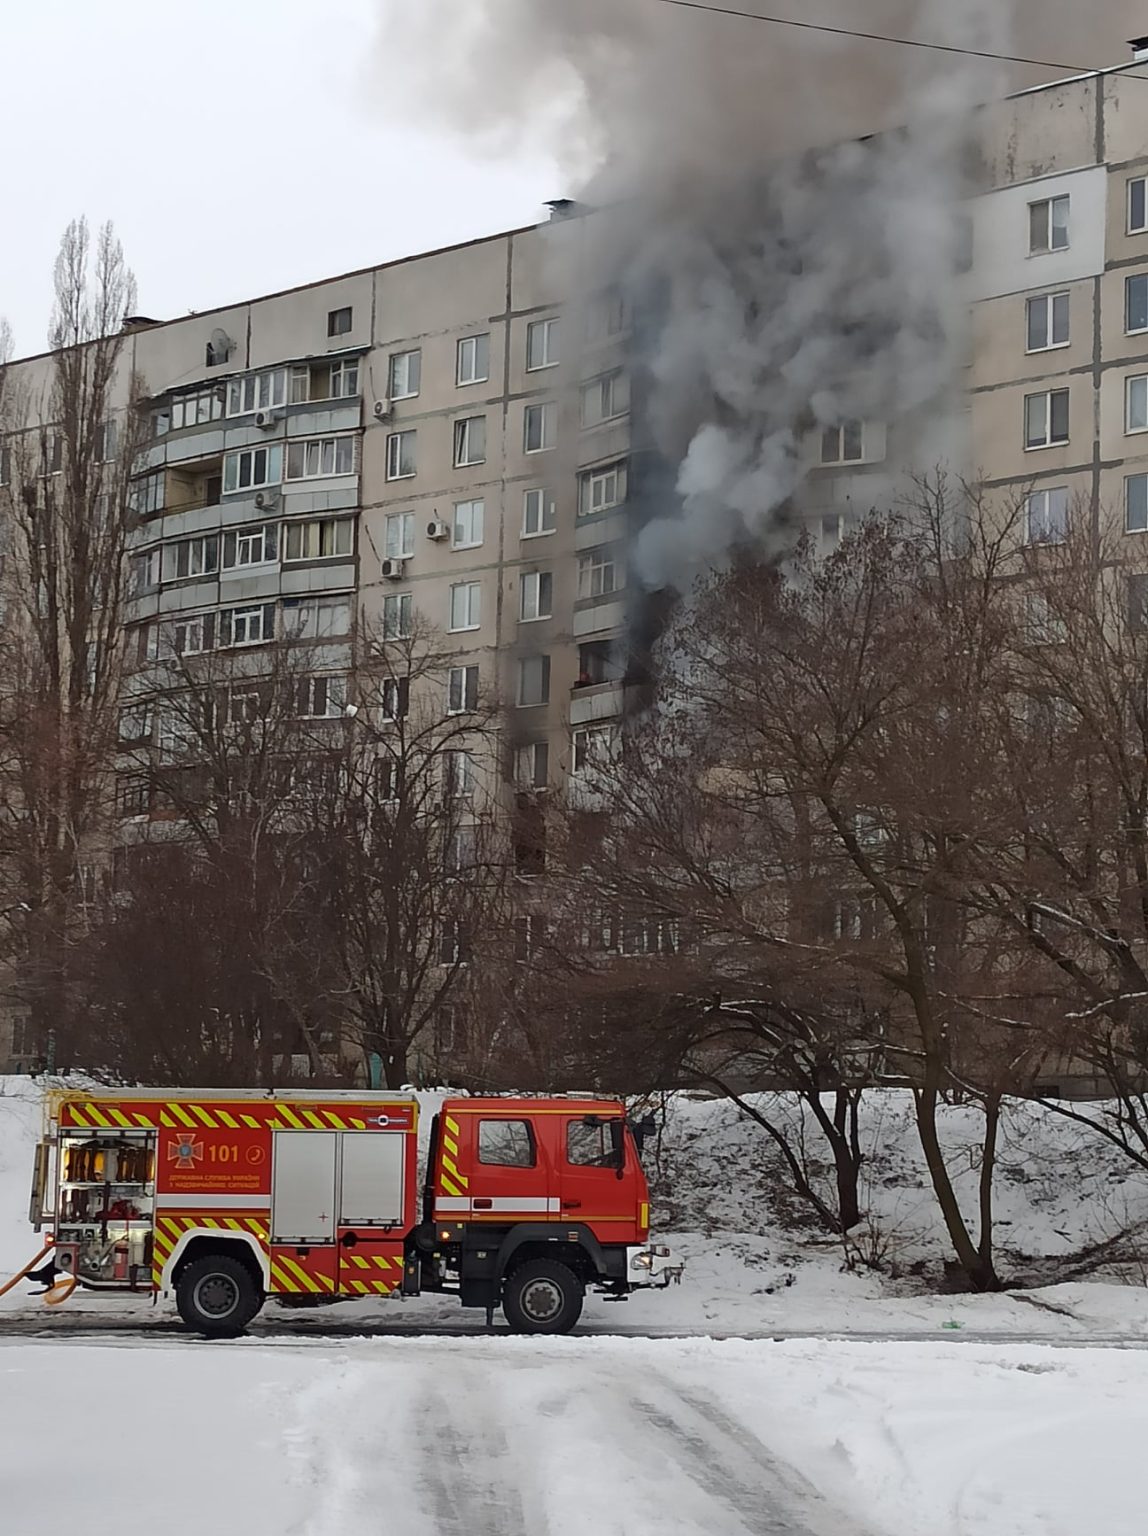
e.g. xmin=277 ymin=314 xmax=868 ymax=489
xmin=526 ymin=317 xmax=559 ymax=371
xmin=388 ymin=350 xmax=421 ymax=401
xmin=1025 ymin=487 xmax=1068 ymax=545
xmin=519 ymin=570 xmax=553 ymax=623
xmin=130 ymin=548 xmax=162 ymax=595
xmin=1026 ymin=291 xmax=1070 ymax=353
xmin=449 ymin=582 xmax=481 ymax=633
xmin=173 ymin=613 xmax=211 ymax=656
xmin=578 ymin=461 xmax=627 ymax=517
xmin=1024 ymin=389 xmax=1070 ymax=450
xmin=1127 ymin=375 xmax=1148 ymax=435
xmin=132 ymin=470 xmax=166 ymax=517
xmin=382 ymin=592 xmax=412 ymax=640
xmin=448 ymin=664 xmax=479 ymax=715
xmin=820 ymin=422 xmax=865 ymax=465
xmin=1127 ymin=273 xmax=1148 ymax=335
xmin=1127 ymin=473 xmax=1148 ymax=534
xmin=222 ymin=524 xmax=277 ymax=572
xmin=456 ymin=333 xmax=490 ymax=387
xmin=452 ymin=499 xmax=484 ymax=550
xmin=517 ymin=740 xmax=549 ymax=789
xmin=572 ymin=723 xmax=618 ymax=775
xmin=522 ymin=488 xmax=556 ymax=538
xmin=171 ymin=386 xmax=225 ymax=431
xmin=443 ymin=749 xmax=475 ymax=802
xmin=1130 ymin=177 xmax=1148 ymax=236
xmin=298 ymin=675 xmax=347 ymax=720
xmin=524 ymin=402 xmax=556 ymax=454
xmin=282 ymin=596 xmax=351 ymax=640
xmin=386 ymin=430 xmax=417 ymax=481
xmin=166 ymin=533 xmax=219 ymax=581
xmin=1029 ymin=195 xmax=1070 ymax=255
xmin=285 ymin=436 xmax=355 ymax=481
xmin=580 ymin=370 xmax=629 ymax=428
xmin=517 ymin=654 xmax=550 ymax=707
xmin=385 ymin=512 xmax=414 ymax=560
xmin=578 ymin=549 xmax=619 ymax=601
xmin=222 ymin=604 xmax=274 ymax=648
xmin=453 ymin=416 xmax=487 ymax=468
xmin=283 ymin=517 xmax=353 ymax=563
xmin=226 ymin=370 xmax=287 ymax=418
xmin=223 ymin=445 xmax=282 ymax=494
xmin=329 ymin=358 xmax=360 ymax=399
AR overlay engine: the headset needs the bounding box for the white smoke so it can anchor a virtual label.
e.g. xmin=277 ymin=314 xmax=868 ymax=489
xmin=370 ymin=1 xmax=1133 ymax=588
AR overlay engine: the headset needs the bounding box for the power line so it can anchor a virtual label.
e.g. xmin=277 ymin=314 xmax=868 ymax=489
xmin=645 ymin=0 xmax=1088 ymax=74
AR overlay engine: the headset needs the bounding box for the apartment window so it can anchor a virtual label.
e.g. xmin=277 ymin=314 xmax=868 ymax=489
xmin=440 ymin=919 xmax=472 ymax=967
xmin=118 ymin=704 xmax=153 ymax=744
xmin=572 ymin=723 xmax=618 ymax=774
xmin=130 ymin=548 xmax=161 ymax=595
xmin=443 ymin=749 xmax=475 ymax=801
xmin=522 ymin=487 xmax=556 ymax=537
xmin=1128 ymin=376 xmax=1148 ymax=435
xmin=519 ymin=570 xmax=553 ymax=622
xmin=131 ymin=623 xmax=160 ymax=666
xmin=385 ymin=511 xmax=414 ymax=561
xmin=219 ymin=603 xmax=275 ymax=647
xmin=117 ymin=776 xmax=150 ymax=819
xmin=578 ymin=461 xmax=627 ymax=517
xmin=1025 ymin=593 xmax=1065 ymax=647
xmin=526 ymin=317 xmax=559 ymax=371
xmin=386 ymin=430 xmax=417 ymax=480
xmin=449 ymin=581 xmax=481 ymax=632
xmin=517 ymin=654 xmax=550 ymax=706
xmin=98 ymin=419 xmax=118 ymax=462
xmin=381 ymin=675 xmax=410 ymax=720
xmin=223 ymin=445 xmax=282 ymax=493
xmin=453 ymin=416 xmax=487 ymax=467
xmin=226 ymin=370 xmax=286 ymax=418
xmin=586 ymin=287 xmax=627 ymax=342
xmin=282 ymin=596 xmax=351 ymax=639
xmin=580 ymin=370 xmax=630 ymax=427
xmin=328 ymin=306 xmax=353 ymax=338
xmin=452 ymin=499 xmax=484 ymax=549
xmin=39 ymin=433 xmax=63 ymax=476
xmin=383 ymin=592 xmax=412 ymax=640
xmin=517 ymin=741 xmax=549 ymax=789
xmin=1131 ymin=177 xmax=1148 ymax=235
xmin=0 ymin=442 xmax=9 ymax=487
xmin=1024 ymin=389 xmax=1069 ymax=449
xmin=328 ymin=358 xmax=360 ymax=399
xmin=524 ymin=402 xmax=556 ymax=453
xmin=1127 ymin=473 xmax=1148 ymax=534
xmin=821 ymin=421 xmax=865 ymax=464
xmin=388 ymin=349 xmax=421 ymax=400
xmin=171 ymin=387 xmax=225 ymax=430
xmin=446 ymin=826 xmax=477 ymax=874
xmin=448 ymin=664 xmax=479 ymax=714
xmin=1026 ymin=292 xmax=1070 ymax=352
xmin=223 ymin=524 xmax=278 ymax=569
xmin=1029 ymin=195 xmax=1069 ymax=254
xmin=285 ymin=436 xmax=355 ymax=480
xmin=172 ymin=613 xmax=213 ymax=656
xmin=131 ymin=470 xmax=165 ymax=517
xmin=283 ymin=517 xmax=353 ymax=562
xmin=578 ymin=548 xmax=620 ymax=600
xmin=1130 ymin=574 xmax=1148 ymax=632
xmin=1026 ymin=488 xmax=1068 ymax=545
xmin=298 ymin=675 xmax=347 ymax=718
xmin=456 ymin=333 xmax=490 ymax=387
xmin=1127 ymin=274 xmax=1148 ymax=334
xmin=576 ymin=639 xmax=619 ymax=687
xmin=163 ymin=534 xmax=219 ymax=582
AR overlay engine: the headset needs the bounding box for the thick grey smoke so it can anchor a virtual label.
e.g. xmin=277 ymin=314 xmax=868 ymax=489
xmin=372 ymin=1 xmax=1135 ymax=588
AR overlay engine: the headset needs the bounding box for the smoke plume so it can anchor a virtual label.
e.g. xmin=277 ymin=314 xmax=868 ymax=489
xmin=372 ymin=1 xmax=1137 ymax=589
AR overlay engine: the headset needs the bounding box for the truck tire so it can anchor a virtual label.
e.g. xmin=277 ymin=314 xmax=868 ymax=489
xmin=502 ymin=1258 xmax=584 ymax=1335
xmin=176 ymin=1253 xmax=263 ymax=1337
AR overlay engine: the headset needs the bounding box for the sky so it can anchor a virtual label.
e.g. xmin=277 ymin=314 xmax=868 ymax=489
xmin=0 ymin=0 xmax=560 ymax=358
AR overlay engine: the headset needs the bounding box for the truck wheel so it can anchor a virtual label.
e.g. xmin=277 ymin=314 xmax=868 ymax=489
xmin=176 ymin=1253 xmax=263 ymax=1337
xmin=502 ymin=1259 xmax=584 ymax=1335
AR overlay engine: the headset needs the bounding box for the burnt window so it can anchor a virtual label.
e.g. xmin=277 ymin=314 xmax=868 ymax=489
xmin=477 ymin=1119 xmax=535 ymax=1167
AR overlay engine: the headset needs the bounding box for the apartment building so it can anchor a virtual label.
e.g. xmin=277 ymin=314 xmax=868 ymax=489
xmin=5 ymin=56 xmax=1148 ymax=1074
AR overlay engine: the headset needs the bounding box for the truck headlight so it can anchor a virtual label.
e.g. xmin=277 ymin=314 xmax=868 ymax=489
xmin=631 ymin=1251 xmax=654 ymax=1270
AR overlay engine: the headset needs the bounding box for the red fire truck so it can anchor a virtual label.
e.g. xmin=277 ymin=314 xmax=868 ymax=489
xmin=20 ymin=1088 xmax=681 ymax=1336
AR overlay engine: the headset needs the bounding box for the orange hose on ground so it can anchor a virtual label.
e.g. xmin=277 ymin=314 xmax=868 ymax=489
xmin=43 ymin=1276 xmax=77 ymax=1307
xmin=0 ymin=1240 xmax=55 ymax=1299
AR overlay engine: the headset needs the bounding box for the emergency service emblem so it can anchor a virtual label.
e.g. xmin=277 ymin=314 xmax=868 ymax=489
xmin=168 ymin=1135 xmax=203 ymax=1170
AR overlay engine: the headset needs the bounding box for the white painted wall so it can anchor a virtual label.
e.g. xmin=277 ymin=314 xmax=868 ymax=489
xmin=968 ymin=164 xmax=1108 ymax=303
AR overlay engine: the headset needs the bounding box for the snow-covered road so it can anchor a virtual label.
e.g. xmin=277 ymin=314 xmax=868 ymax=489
xmin=4 ymin=1334 xmax=1147 ymax=1536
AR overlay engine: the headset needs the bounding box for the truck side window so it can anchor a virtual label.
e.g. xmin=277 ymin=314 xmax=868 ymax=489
xmin=567 ymin=1120 xmax=619 ymax=1167
xmin=477 ymin=1119 xmax=535 ymax=1167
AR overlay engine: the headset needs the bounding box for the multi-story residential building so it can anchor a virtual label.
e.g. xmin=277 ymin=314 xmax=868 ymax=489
xmin=6 ymin=53 xmax=1148 ymax=1073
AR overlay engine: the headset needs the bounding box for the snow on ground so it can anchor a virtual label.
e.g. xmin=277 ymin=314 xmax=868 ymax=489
xmin=3 ymin=1333 xmax=1147 ymax=1536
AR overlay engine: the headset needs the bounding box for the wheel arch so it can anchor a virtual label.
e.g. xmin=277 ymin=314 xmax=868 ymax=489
xmin=163 ymin=1229 xmax=268 ymax=1291
xmin=496 ymin=1223 xmax=608 ymax=1283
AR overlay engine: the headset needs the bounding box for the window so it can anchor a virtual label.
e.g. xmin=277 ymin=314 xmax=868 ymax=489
xmin=821 ymin=421 xmax=865 ymax=464
xmin=618 ymin=915 xmax=679 ymax=957
xmin=448 ymin=664 xmax=479 ymax=714
xmin=223 ymin=445 xmax=282 ymax=493
xmin=1029 ymin=195 xmax=1070 ymax=254
xmin=172 ymin=613 xmax=213 ymax=656
xmin=523 ymin=488 xmax=556 ymax=537
xmin=171 ymin=386 xmax=225 ymax=430
xmin=1024 ymin=592 xmax=1065 ymax=646
xmin=118 ymin=704 xmax=153 ymax=743
xmin=576 ymin=639 xmax=620 ymax=687
xmin=439 ymin=919 xmax=471 ymax=966
xmin=517 ymin=740 xmax=549 ymax=789
xmin=285 ymin=436 xmax=355 ymax=480
xmin=446 ymin=826 xmax=477 ymax=874
xmin=578 ymin=461 xmax=627 ymax=517
xmin=1024 ymin=389 xmax=1069 ymax=449
xmin=586 ymin=287 xmax=627 ymax=342
xmin=375 ymin=756 xmax=402 ymax=802
xmin=328 ymin=306 xmax=353 ymax=337
xmin=298 ymin=675 xmax=347 ymax=718
xmin=386 ymin=430 xmax=417 ymax=480
xmin=580 ymin=370 xmax=630 ymax=427
xmin=567 ymin=1120 xmax=620 ymax=1168
xmin=1026 ymin=292 xmax=1070 ymax=352
xmin=329 ymin=358 xmax=360 ymax=399
xmin=1025 ymin=488 xmax=1068 ymax=545
xmin=131 ymin=470 xmax=165 ymax=517
xmin=163 ymin=534 xmax=219 ymax=582
xmin=0 ymin=442 xmax=9 ymax=487
xmin=219 ymin=604 xmax=275 ymax=647
xmin=526 ymin=317 xmax=559 ymax=371
xmin=443 ymin=749 xmax=474 ymax=801
xmin=456 ymin=333 xmax=490 ymax=387
xmin=130 ymin=548 xmax=161 ymax=594
xmin=388 ymin=350 xmax=421 ymax=400
xmin=453 ymin=416 xmax=486 ymax=467
xmin=1129 ymin=376 xmax=1148 ymax=435
xmin=381 ymin=675 xmax=410 ymax=720
xmin=283 ymin=517 xmax=353 ymax=562
xmin=578 ymin=548 xmax=619 ymax=600
xmin=517 ymin=654 xmax=550 ymax=706
xmin=282 ymin=596 xmax=350 ymax=639
xmin=117 ymin=776 xmax=150 ymax=819
xmin=1131 ymin=177 xmax=1148 ymax=236
xmin=573 ymin=723 xmax=618 ymax=773
xmin=514 ymin=915 xmax=545 ymax=960
xmin=1127 ymin=473 xmax=1148 ymax=533
xmin=385 ymin=512 xmax=414 ymax=560
xmin=222 ymin=525 xmax=277 ymax=570
xmin=524 ymin=402 xmax=556 ymax=453
xmin=131 ymin=623 xmax=159 ymax=666
xmin=1127 ymin=274 xmax=1148 ymax=334
xmin=151 ymin=406 xmax=171 ymax=437
xmin=98 ymin=419 xmax=118 ymax=462
xmin=1130 ymin=574 xmax=1148 ymax=632
xmin=226 ymin=370 xmax=286 ymax=418
xmin=452 ymin=499 xmax=484 ymax=549
xmin=383 ymin=592 xmax=412 ymax=639
xmin=449 ymin=581 xmax=481 ymax=632
xmin=477 ymin=1120 xmax=535 ymax=1168
xmin=520 ymin=570 xmax=553 ymax=621
xmin=39 ymin=433 xmax=63 ymax=476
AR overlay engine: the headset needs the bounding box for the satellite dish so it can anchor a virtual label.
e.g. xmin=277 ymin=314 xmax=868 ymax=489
xmin=209 ymin=327 xmax=233 ymax=361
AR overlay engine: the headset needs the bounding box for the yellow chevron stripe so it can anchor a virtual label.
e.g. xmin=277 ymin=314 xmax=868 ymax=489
xmin=372 ymin=1255 xmax=393 ymax=1270
xmin=86 ymin=1106 xmax=112 ymax=1128
xmin=160 ymin=1112 xmax=175 ymax=1128
xmin=167 ymin=1103 xmax=196 ymax=1128
xmin=270 ymin=1262 xmax=298 ymax=1293
xmin=439 ymin=1172 xmax=464 ymax=1197
xmin=300 ymin=1110 xmax=325 ymax=1130
xmin=444 ymin=1115 xmax=460 ymax=1136
xmin=151 ymin=1233 xmax=174 ymax=1261
xmin=67 ymin=1106 xmax=89 ymax=1128
xmin=277 ymin=1255 xmax=322 ymax=1293
xmin=322 ymin=1111 xmax=345 ymax=1130
xmin=351 ymin=1255 xmax=370 ymax=1270
xmin=350 ymin=1279 xmax=369 ymax=1294
xmin=217 ymin=1111 xmax=239 ymax=1130
xmin=134 ymin=1113 xmax=154 ymax=1129
xmin=440 ymin=1153 xmax=469 ymax=1189
xmin=107 ymin=1108 xmax=134 ymax=1129
xmin=277 ymin=1105 xmax=305 ymax=1130
xmin=241 ymin=1115 xmax=260 ymax=1129
xmin=188 ymin=1104 xmax=217 ymax=1129
xmin=442 ymin=1133 xmax=459 ymax=1157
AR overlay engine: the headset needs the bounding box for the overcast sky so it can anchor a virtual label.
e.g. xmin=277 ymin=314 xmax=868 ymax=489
xmin=0 ymin=0 xmax=560 ymax=358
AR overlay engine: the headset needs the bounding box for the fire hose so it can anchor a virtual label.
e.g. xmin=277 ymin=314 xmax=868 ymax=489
xmin=0 ymin=1239 xmax=55 ymax=1299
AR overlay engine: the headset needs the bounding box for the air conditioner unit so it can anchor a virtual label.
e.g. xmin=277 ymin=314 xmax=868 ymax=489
xmin=381 ymin=557 xmax=407 ymax=580
xmin=253 ymin=490 xmax=279 ymax=510
xmin=254 ymin=409 xmax=279 ymax=430
xmin=427 ymin=519 xmax=449 ymax=541
xmin=373 ymin=400 xmax=392 ymax=421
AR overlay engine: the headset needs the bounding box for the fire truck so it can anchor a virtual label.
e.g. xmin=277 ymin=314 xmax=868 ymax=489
xmin=16 ymin=1088 xmax=681 ymax=1336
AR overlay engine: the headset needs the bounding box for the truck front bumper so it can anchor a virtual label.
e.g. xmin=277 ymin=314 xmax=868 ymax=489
xmin=625 ymin=1242 xmax=684 ymax=1288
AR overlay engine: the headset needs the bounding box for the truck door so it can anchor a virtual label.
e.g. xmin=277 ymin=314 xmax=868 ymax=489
xmin=560 ymin=1115 xmax=640 ymax=1241
xmin=440 ymin=1112 xmax=557 ymax=1223
xmin=270 ymin=1131 xmax=338 ymax=1294
xmin=336 ymin=1132 xmax=407 ymax=1296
